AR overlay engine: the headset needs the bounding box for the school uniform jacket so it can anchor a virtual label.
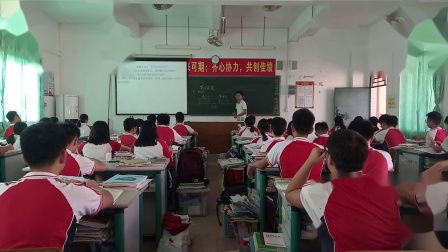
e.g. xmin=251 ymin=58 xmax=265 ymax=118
xmin=157 ymin=125 xmax=184 ymax=146
xmin=425 ymin=127 xmax=447 ymax=146
xmin=313 ymin=134 xmax=330 ymax=148
xmin=260 ymin=137 xmax=285 ymax=153
xmin=301 ymin=176 xmax=412 ymax=252
xmin=118 ymin=132 xmax=137 ymax=148
xmin=79 ymin=123 xmax=91 ymax=137
xmin=60 ymin=149 xmax=96 ymax=177
xmin=238 ymin=126 xmax=260 ymax=138
xmin=267 ymin=137 xmax=323 ymax=180
xmin=362 ymin=148 xmax=393 ymax=186
xmin=0 ymin=172 xmax=102 ymax=251
xmin=133 ymin=140 xmax=172 ymax=166
xmin=374 ymin=127 xmax=406 ymax=148
xmin=251 ymin=134 xmax=273 ymax=145
xmin=78 ymin=140 xmax=121 ymax=160
xmin=3 ymin=125 xmax=13 ymax=138
xmin=173 ymin=123 xmax=195 ymax=137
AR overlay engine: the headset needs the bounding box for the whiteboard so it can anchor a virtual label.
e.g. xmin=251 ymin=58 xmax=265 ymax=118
xmin=116 ymin=60 xmax=188 ymax=114
xmin=334 ymin=88 xmax=370 ymax=125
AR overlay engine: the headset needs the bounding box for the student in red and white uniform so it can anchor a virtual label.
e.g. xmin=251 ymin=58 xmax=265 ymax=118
xmin=78 ymin=121 xmax=131 ymax=160
xmin=412 ymin=111 xmax=447 ymax=147
xmin=349 ymin=120 xmax=393 ymax=186
xmin=4 ymin=111 xmax=21 ymax=139
xmin=260 ymin=117 xmax=287 ymax=153
xmin=77 ymin=114 xmax=92 ymax=137
xmin=286 ymin=130 xmax=412 ymax=252
xmin=173 ymin=112 xmax=198 ymax=137
xmin=313 ymin=122 xmax=330 ymax=148
xmin=374 ymin=114 xmax=406 ymax=149
xmin=60 ymin=123 xmax=106 ymax=177
xmin=369 ymin=116 xmax=380 ymax=132
xmin=6 ymin=122 xmax=27 ymax=150
xmin=283 ymin=121 xmax=294 ymax=140
xmin=118 ymin=118 xmax=138 ymax=148
xmin=251 ymin=119 xmax=272 ymax=145
xmin=133 ymin=121 xmax=172 ymax=166
xmin=156 ymin=114 xmax=184 ymax=146
xmin=238 ymin=115 xmax=259 ymax=138
xmin=247 ymin=109 xmax=323 ymax=180
xmin=328 ymin=115 xmax=346 ymax=135
xmin=0 ymin=123 xmax=113 ymax=251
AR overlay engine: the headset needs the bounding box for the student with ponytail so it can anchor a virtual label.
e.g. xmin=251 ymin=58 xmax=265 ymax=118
xmin=238 ymin=115 xmax=259 ymax=138
xmin=77 ymin=114 xmax=91 ymax=137
xmin=251 ymin=119 xmax=272 ymax=145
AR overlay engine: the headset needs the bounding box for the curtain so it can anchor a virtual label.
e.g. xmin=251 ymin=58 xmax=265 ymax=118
xmin=432 ymin=65 xmax=445 ymax=112
xmin=0 ymin=30 xmax=43 ymax=132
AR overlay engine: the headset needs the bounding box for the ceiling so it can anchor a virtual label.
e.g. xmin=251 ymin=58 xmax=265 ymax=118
xmin=19 ymin=0 xmax=448 ymax=30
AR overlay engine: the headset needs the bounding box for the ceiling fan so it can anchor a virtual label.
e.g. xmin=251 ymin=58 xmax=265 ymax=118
xmin=152 ymin=4 xmax=173 ymax=10
xmin=263 ymin=5 xmax=281 ymax=12
xmin=207 ymin=29 xmax=223 ymax=47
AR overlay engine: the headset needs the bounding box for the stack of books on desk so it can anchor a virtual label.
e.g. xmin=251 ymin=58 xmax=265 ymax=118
xmin=74 ymin=214 xmax=112 ymax=243
xmin=118 ymin=158 xmax=151 ymax=167
xmin=218 ymin=158 xmax=246 ymax=169
xmin=249 ymin=232 xmax=287 ymax=252
xmin=103 ymin=174 xmax=151 ymax=191
xmin=114 ymin=151 xmax=133 ymax=160
xmin=178 ymin=182 xmax=206 ymax=190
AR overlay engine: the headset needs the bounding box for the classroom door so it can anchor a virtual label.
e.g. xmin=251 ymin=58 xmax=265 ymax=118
xmin=334 ymin=88 xmax=370 ymax=125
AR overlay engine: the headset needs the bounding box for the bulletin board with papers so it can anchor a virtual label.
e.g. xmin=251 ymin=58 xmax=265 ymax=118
xmin=295 ymin=81 xmax=314 ymax=108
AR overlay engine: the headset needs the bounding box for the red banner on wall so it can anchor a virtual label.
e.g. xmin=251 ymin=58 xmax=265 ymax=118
xmin=188 ymin=58 xmax=276 ymax=76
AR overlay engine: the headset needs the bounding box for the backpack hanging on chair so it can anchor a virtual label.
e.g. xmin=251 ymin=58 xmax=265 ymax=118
xmin=177 ymin=148 xmax=205 ymax=185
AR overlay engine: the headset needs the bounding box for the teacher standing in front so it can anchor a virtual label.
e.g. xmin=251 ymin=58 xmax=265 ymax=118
xmin=233 ymin=90 xmax=247 ymax=121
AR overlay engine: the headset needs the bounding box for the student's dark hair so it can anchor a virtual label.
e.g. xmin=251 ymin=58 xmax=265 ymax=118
xmin=135 ymin=121 xmax=158 ymax=147
xmin=77 ymin=114 xmax=88 ymax=127
xmin=427 ymin=111 xmax=442 ymax=125
xmin=327 ymin=129 xmax=368 ymax=172
xmin=147 ymin=114 xmax=157 ymax=124
xmin=175 ymin=112 xmax=185 ymax=123
xmin=368 ymin=116 xmax=379 ymax=126
xmin=315 ymin=122 xmax=329 ymax=133
xmin=347 ymin=120 xmax=375 ymax=141
xmin=244 ymin=115 xmax=256 ymax=133
xmin=292 ymin=109 xmax=315 ymax=134
xmin=378 ymin=114 xmax=389 ymax=124
xmin=271 ymin=117 xmax=287 ymax=136
xmin=50 ymin=117 xmax=59 ymax=123
xmin=6 ymin=111 xmax=18 ymax=123
xmin=136 ymin=119 xmax=144 ymax=135
xmin=286 ymin=121 xmax=293 ymax=136
xmin=235 ymin=90 xmax=244 ymax=96
xmin=61 ymin=122 xmax=81 ymax=145
xmin=334 ymin=116 xmax=346 ymax=129
xmin=257 ymin=119 xmax=270 ymax=141
xmin=39 ymin=117 xmax=51 ymax=123
xmin=123 ymin=118 xmax=137 ymax=132
xmin=5 ymin=122 xmax=26 ymax=145
xmin=88 ymin=121 xmax=111 ymax=145
xmin=353 ymin=116 xmax=364 ymax=122
xmin=21 ymin=123 xmax=66 ymax=168
xmin=157 ymin=114 xmax=170 ymax=125
xmin=386 ymin=115 xmax=399 ymax=127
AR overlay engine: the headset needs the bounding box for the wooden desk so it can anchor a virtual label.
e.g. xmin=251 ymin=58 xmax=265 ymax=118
xmin=185 ymin=122 xmax=242 ymax=154
xmin=0 ymin=151 xmax=27 ymax=182
xmin=96 ymin=162 xmax=168 ymax=244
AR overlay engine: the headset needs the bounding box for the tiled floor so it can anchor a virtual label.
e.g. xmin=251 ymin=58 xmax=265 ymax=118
xmin=144 ymin=154 xmax=240 ymax=252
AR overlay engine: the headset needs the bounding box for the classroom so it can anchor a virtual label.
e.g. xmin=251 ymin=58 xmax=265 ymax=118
xmin=1 ymin=0 xmax=448 ymax=251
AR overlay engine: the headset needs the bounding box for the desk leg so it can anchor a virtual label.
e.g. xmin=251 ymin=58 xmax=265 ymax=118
xmin=171 ymin=153 xmax=179 ymax=211
xmin=114 ymin=210 xmax=125 ymax=252
xmin=256 ymin=170 xmax=267 ymax=232
xmin=290 ymin=207 xmax=300 ymax=252
xmin=139 ymin=194 xmax=144 ymax=252
xmin=155 ymin=170 xmax=166 ymax=244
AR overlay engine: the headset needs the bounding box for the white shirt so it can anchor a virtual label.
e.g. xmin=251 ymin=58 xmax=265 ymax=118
xmin=441 ymin=137 xmax=448 ymax=152
xmin=286 ymin=135 xmax=294 ymax=140
xmin=235 ymin=100 xmax=247 ymax=115
xmin=79 ymin=123 xmax=91 ymax=137
xmin=426 ymin=127 xmax=444 ymax=147
xmin=134 ymin=142 xmax=165 ymax=160
xmin=13 ymin=135 xmax=20 ymax=150
xmin=374 ymin=127 xmax=392 ymax=143
xmin=239 ymin=126 xmax=259 ymax=138
xmin=80 ymin=141 xmax=121 ymax=161
xmin=260 ymin=137 xmax=285 ymax=152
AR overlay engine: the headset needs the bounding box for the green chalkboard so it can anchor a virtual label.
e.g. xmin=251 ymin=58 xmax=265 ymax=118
xmin=187 ymin=76 xmax=280 ymax=116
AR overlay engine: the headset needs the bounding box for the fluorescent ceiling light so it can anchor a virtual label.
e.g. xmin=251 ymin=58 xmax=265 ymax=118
xmin=155 ymin=45 xmax=201 ymax=50
xmin=230 ymin=45 xmax=275 ymax=50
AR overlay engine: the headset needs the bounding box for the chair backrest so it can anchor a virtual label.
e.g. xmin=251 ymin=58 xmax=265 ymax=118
xmin=371 ymin=141 xmax=390 ymax=153
xmin=0 ymin=248 xmax=60 ymax=252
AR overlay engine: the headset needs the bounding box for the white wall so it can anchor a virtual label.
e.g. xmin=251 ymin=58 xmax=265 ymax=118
xmin=22 ymin=8 xmax=61 ymax=94
xmin=287 ymin=27 xmax=369 ymax=125
xmin=368 ymin=20 xmax=408 ymax=117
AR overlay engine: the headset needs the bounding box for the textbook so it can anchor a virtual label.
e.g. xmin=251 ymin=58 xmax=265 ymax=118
xmin=251 ymin=232 xmax=287 ymax=252
xmin=118 ymin=158 xmax=151 ymax=166
xmin=102 ymin=174 xmax=148 ymax=188
xmin=103 ymin=188 xmax=124 ymax=203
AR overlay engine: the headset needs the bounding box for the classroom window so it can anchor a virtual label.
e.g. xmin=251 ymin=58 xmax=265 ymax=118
xmin=370 ymin=71 xmax=387 ymax=118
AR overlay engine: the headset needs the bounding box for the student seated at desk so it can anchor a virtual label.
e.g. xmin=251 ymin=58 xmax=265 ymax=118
xmin=374 ymin=114 xmax=406 ymax=148
xmin=0 ymin=123 xmax=113 ymax=251
xmin=173 ymin=112 xmax=198 ymax=137
xmin=147 ymin=114 xmax=157 ymax=124
xmin=77 ymin=113 xmax=91 ymax=137
xmin=412 ymin=111 xmax=447 ymax=146
xmin=133 ymin=121 xmax=172 ymax=165
xmin=313 ymin=122 xmax=330 ymax=148
xmin=251 ymin=119 xmax=272 ymax=145
xmin=286 ymin=130 xmax=412 ymax=252
xmin=238 ymin=115 xmax=259 ymax=138
xmin=369 ymin=116 xmax=380 ymax=132
xmin=4 ymin=111 xmax=21 ymax=139
xmin=328 ymin=115 xmax=346 ymax=135
xmin=247 ymin=109 xmax=323 ymax=181
xmin=78 ymin=121 xmax=131 ymax=160
xmin=6 ymin=122 xmax=27 ymax=150
xmin=136 ymin=118 xmax=144 ymax=135
xmin=156 ymin=114 xmax=183 ymax=146
xmin=283 ymin=121 xmax=294 ymax=140
xmin=119 ymin=118 xmax=138 ymax=148
xmin=60 ymin=123 xmax=106 ymax=176
xmin=260 ymin=117 xmax=286 ymax=153
xmin=349 ymin=120 xmax=393 ymax=186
